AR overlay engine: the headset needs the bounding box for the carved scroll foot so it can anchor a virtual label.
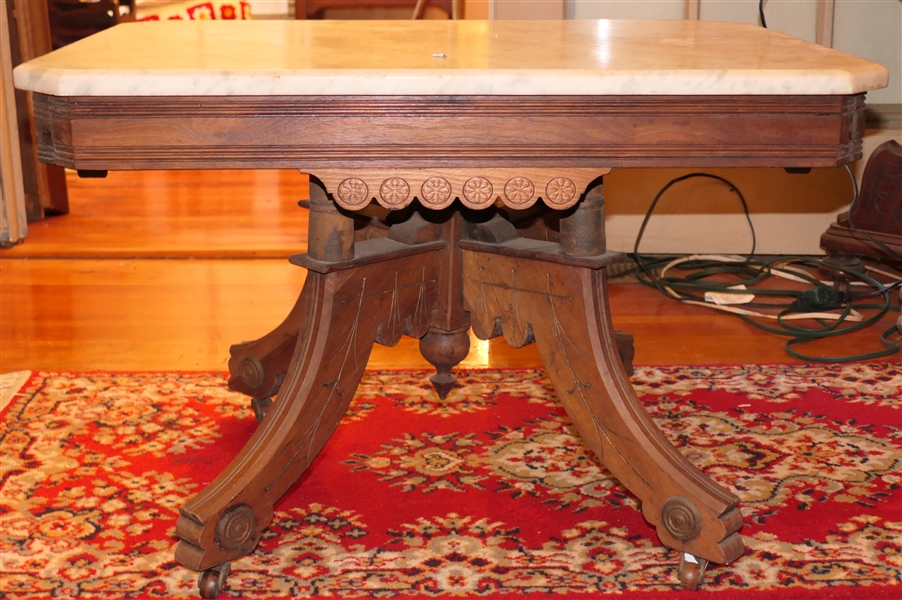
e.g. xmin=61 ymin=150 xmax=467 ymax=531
xmin=419 ymin=328 xmax=471 ymax=399
xmin=462 ymin=249 xmax=744 ymax=566
xmin=176 ymin=244 xmax=441 ymax=572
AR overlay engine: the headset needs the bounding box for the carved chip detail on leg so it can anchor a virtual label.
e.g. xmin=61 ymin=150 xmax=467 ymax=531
xmin=461 ymin=249 xmax=744 ymax=566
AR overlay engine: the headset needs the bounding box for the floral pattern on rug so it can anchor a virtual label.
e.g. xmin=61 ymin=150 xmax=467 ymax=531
xmin=356 ymin=370 xmax=558 ymax=418
xmin=0 ymin=364 xmax=899 ymax=598
xmin=250 ymin=508 xmax=902 ymax=596
xmin=343 ymin=412 xmax=636 ymax=512
xmin=632 ymin=363 xmax=900 ymax=407
xmin=345 ymin=370 xmax=901 ymax=518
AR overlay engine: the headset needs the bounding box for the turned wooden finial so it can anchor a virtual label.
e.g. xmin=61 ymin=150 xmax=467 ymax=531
xmin=418 ymin=329 xmax=470 ymax=400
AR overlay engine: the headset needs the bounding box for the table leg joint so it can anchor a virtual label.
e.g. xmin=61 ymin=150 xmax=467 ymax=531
xmin=179 ymin=250 xmax=446 ymax=572
xmin=462 ymin=249 xmax=744 ymax=565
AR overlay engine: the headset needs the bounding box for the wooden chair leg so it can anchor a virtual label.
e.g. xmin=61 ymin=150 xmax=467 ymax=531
xmin=462 ymin=249 xmax=745 ymax=568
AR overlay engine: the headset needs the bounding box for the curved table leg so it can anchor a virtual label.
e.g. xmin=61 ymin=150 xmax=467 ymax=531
xmin=227 ymin=207 xmax=400 ymax=419
xmin=463 ymin=250 xmax=744 ymax=567
xmin=228 ymin=291 xmax=304 ymax=422
xmin=175 ymin=248 xmax=440 ymax=578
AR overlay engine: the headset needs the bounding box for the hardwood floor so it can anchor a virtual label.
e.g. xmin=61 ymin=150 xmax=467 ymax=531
xmin=1 ymin=170 xmax=899 ymax=372
xmin=4 ymin=170 xmax=311 ymax=258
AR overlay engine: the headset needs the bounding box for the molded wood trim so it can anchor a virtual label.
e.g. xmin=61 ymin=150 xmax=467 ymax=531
xmin=32 ymin=93 xmax=866 ymax=171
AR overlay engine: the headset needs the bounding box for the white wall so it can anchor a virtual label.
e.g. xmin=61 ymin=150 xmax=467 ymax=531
xmin=249 ymin=0 xmax=290 ymax=17
xmin=569 ymin=0 xmax=683 ymax=20
xmin=833 ymin=0 xmax=901 ymax=105
xmin=699 ymin=0 xmax=817 ymax=42
xmin=570 ymin=0 xmax=901 ymax=104
xmin=494 ymin=0 xmax=563 ymax=19
xmin=561 ymin=0 xmax=901 ymax=255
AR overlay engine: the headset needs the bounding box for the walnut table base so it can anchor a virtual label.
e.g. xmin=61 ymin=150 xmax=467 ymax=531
xmin=175 ymin=180 xmax=744 ymax=598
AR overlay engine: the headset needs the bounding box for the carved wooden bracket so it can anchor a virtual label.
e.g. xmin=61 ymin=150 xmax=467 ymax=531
xmin=313 ymin=168 xmax=609 ymax=212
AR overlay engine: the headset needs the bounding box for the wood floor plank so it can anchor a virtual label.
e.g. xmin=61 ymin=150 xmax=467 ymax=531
xmin=1 ymin=259 xmax=306 ymax=370
xmin=2 ymin=258 xmax=897 ymax=372
xmin=4 ymin=170 xmax=311 ymax=258
xmin=1 ymin=168 xmax=897 ymax=373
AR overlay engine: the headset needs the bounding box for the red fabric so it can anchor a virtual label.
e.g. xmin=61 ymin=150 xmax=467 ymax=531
xmin=186 ymin=2 xmax=215 ymax=19
xmin=0 ymin=364 xmax=899 ymax=598
xmin=135 ymin=1 xmax=251 ymax=22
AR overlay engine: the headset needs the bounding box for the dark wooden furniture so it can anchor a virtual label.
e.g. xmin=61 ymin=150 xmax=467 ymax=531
xmin=4 ymin=0 xmax=69 ymax=223
xmin=296 ymin=0 xmax=452 ymax=19
xmin=14 ymin=19 xmax=886 ymax=598
xmin=821 ymin=139 xmax=902 ymax=263
xmin=47 ymin=0 xmax=132 ymax=49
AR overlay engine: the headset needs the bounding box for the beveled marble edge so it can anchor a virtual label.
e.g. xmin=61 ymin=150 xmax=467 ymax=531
xmin=14 ymin=68 xmax=887 ymax=97
xmin=13 ymin=19 xmax=890 ymax=97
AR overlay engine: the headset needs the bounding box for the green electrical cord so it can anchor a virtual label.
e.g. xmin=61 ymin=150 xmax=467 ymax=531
xmin=631 ymin=173 xmax=901 ymax=363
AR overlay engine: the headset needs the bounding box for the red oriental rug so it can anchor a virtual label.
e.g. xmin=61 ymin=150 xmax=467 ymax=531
xmin=0 ymin=365 xmax=900 ymax=599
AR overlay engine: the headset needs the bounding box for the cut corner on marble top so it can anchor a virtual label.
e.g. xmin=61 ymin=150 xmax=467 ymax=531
xmin=12 ymin=19 xmax=889 ymax=98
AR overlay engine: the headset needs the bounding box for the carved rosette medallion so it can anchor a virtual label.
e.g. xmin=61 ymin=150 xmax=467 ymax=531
xmin=420 ymin=177 xmax=454 ymax=209
xmin=462 ymin=176 xmax=495 ymax=209
xmin=545 ymin=177 xmax=578 ymax=209
xmin=336 ymin=178 xmax=370 ymax=209
xmin=380 ymin=177 xmax=411 ymax=208
xmin=504 ymin=177 xmax=536 ymax=208
xmin=661 ymin=496 xmax=702 ymax=541
xmin=216 ymin=504 xmax=259 ymax=552
xmin=321 ymin=169 xmax=604 ymax=212
xmin=238 ymin=355 xmax=265 ymax=389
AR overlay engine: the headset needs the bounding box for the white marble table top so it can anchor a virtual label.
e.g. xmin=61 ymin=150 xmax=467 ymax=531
xmin=14 ymin=19 xmax=888 ymax=97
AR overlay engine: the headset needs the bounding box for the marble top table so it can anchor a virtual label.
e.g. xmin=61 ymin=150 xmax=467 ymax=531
xmin=13 ymin=20 xmax=888 ymax=209
xmin=14 ymin=20 xmax=888 ymax=96
xmin=15 ymin=19 xmax=888 ymax=599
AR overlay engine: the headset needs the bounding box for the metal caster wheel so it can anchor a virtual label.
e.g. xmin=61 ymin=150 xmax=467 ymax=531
xmin=678 ymin=553 xmax=708 ymax=591
xmin=198 ymin=562 xmax=231 ymax=599
xmin=250 ymin=397 xmax=273 ymax=423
